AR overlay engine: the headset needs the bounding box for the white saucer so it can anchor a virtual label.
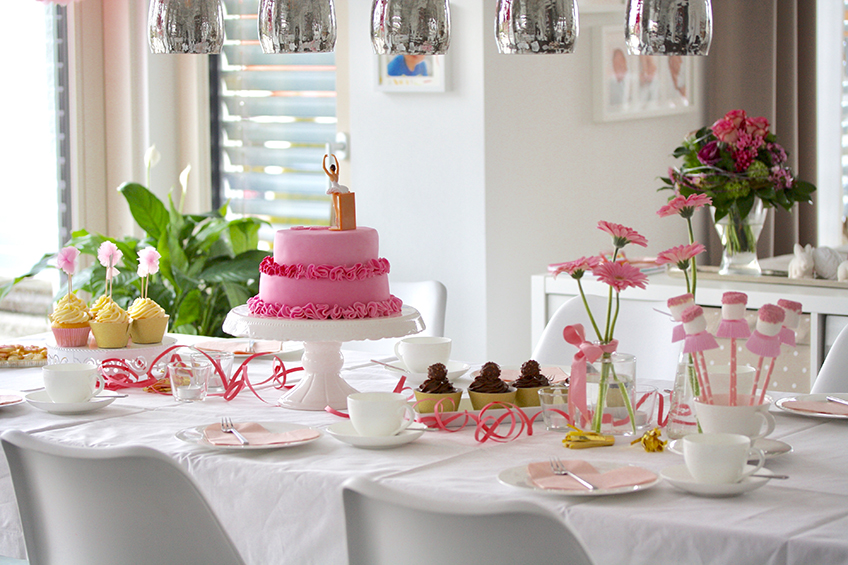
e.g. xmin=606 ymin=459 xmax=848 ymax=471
xmin=385 ymin=360 xmax=470 ymax=385
xmin=25 ymin=390 xmax=117 ymax=415
xmin=325 ymin=420 xmax=426 ymax=449
xmin=176 ymin=421 xmax=321 ymax=451
xmin=668 ymin=437 xmax=792 ymax=459
xmin=660 ymin=464 xmax=774 ymax=497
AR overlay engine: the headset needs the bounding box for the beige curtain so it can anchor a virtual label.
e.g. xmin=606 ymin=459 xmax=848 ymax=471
xmin=698 ymin=0 xmax=818 ymax=267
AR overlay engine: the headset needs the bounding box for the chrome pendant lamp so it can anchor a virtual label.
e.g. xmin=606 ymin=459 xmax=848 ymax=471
xmin=625 ymin=0 xmax=712 ymax=56
xmin=258 ymin=0 xmax=337 ymax=54
xmin=148 ymin=0 xmax=224 ymax=54
xmin=495 ymin=0 xmax=579 ymax=54
xmin=371 ymin=0 xmax=451 ymax=55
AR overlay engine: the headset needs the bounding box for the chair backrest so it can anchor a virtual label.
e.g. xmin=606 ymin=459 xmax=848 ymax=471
xmin=812 ymin=322 xmax=848 ymax=393
xmin=342 ymin=476 xmax=595 ymax=565
xmin=532 ymin=294 xmax=679 ymax=384
xmin=0 ymin=430 xmax=245 ymax=565
xmin=344 ymin=280 xmax=448 ymax=354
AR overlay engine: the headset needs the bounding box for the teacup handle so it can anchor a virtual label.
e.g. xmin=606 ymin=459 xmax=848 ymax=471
xmin=391 ymin=404 xmax=417 ymax=435
xmin=752 ymin=411 xmax=776 ymax=440
xmin=393 ymin=341 xmax=405 ymax=363
xmin=741 ymin=447 xmax=766 ymax=479
xmin=93 ymin=373 xmax=106 ymax=397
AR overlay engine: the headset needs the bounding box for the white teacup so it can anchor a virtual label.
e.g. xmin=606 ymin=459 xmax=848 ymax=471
xmin=683 ymin=433 xmax=765 ymax=484
xmin=694 ymin=393 xmax=776 ymax=440
xmin=705 ymin=365 xmax=756 ymax=399
xmin=394 ymin=336 xmax=451 ymax=373
xmin=42 ymin=363 xmax=105 ymax=404
xmin=347 ymin=392 xmax=417 ymax=437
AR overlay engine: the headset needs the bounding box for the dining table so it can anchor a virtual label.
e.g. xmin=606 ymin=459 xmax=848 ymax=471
xmin=0 ymin=332 xmax=846 ymax=565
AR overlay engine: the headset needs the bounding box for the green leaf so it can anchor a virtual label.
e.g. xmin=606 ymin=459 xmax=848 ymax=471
xmin=173 ymin=288 xmax=202 ymax=328
xmin=0 ymin=252 xmax=56 ymax=301
xmin=228 ymin=218 xmax=265 ymax=255
xmin=221 ymin=281 xmax=252 ymax=308
xmin=119 ymin=183 xmax=169 ymax=240
xmin=200 ymin=250 xmax=268 ymax=283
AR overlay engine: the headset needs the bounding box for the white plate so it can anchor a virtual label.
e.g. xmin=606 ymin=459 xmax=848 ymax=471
xmin=325 ymin=420 xmax=426 ymax=449
xmin=194 ymin=339 xmax=304 ymax=361
xmin=668 ymin=438 xmax=792 ymax=459
xmin=175 ymin=421 xmax=321 ymax=451
xmin=661 ymin=464 xmax=774 ymax=497
xmin=497 ymin=461 xmax=660 ymax=497
xmin=775 ymin=393 xmax=848 ymax=420
xmin=384 ymin=359 xmax=470 ymax=385
xmin=24 ymin=390 xmax=117 ymax=415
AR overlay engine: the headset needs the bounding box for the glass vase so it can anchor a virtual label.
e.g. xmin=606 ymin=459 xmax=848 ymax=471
xmin=666 ymin=351 xmax=700 ymax=439
xmin=712 ymin=197 xmax=767 ymax=276
xmin=583 ymin=352 xmax=637 ymax=435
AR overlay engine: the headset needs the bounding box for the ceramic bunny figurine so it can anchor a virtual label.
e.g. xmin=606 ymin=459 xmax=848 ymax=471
xmin=838 ymin=260 xmax=848 ymax=282
xmin=813 ymin=246 xmax=843 ymax=280
xmin=788 ymin=243 xmax=815 ymax=279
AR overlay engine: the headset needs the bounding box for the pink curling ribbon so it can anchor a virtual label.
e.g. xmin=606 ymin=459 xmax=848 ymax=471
xmin=413 ymin=399 xmax=534 ymax=443
xmin=563 ymin=324 xmax=618 ymax=427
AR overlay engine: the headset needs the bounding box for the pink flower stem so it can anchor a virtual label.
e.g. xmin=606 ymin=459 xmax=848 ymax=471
xmin=730 ymin=337 xmax=737 ymax=406
xmin=750 ymin=357 xmax=765 ymax=405
xmin=697 ymin=352 xmax=713 ymax=404
xmin=757 ymin=358 xmax=776 ymax=406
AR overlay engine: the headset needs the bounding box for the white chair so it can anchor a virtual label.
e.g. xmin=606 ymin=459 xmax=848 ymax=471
xmin=532 ymin=294 xmax=679 ymax=384
xmin=0 ymin=430 xmax=245 ymax=565
xmin=344 ymin=280 xmax=448 ymax=355
xmin=341 ymin=476 xmax=595 ymax=565
xmin=811 ymin=323 xmax=848 ymax=393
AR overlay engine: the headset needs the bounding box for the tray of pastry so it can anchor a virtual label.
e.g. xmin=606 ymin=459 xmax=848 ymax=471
xmin=0 ymin=344 xmax=48 ymax=368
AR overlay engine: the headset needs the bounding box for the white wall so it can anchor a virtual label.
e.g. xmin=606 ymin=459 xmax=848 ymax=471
xmin=347 ymin=4 xmax=704 ymax=364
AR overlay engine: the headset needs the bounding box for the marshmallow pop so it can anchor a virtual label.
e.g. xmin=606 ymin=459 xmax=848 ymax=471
xmin=667 ymin=293 xmax=694 ymax=343
xmin=745 ymin=304 xmax=785 ymax=405
xmin=715 ymin=292 xmax=751 ymax=406
xmin=681 ymin=304 xmax=719 ymax=403
xmin=777 ymin=298 xmax=802 ymax=348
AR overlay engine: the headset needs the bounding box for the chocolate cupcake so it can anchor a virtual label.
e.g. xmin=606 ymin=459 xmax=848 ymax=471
xmin=512 ymin=360 xmax=551 ymax=407
xmin=468 ymin=362 xmax=516 ymax=410
xmin=413 ymin=363 xmax=462 ymax=413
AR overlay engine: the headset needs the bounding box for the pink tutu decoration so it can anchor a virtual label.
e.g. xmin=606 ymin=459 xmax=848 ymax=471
xmin=745 ymin=330 xmax=782 ymax=358
xmin=715 ymin=318 xmax=751 ymax=339
xmin=683 ymin=331 xmax=719 ymax=354
xmin=672 ymin=324 xmax=685 ymax=343
xmin=778 ymin=326 xmax=796 ymax=347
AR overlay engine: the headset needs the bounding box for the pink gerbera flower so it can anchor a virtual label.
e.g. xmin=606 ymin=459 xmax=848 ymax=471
xmin=592 ymin=261 xmax=648 ymax=293
xmin=657 ymin=194 xmax=713 ymax=219
xmin=597 ymin=221 xmax=648 ymax=249
xmin=551 ymin=256 xmax=602 ymax=280
xmin=656 ymin=242 xmax=706 ymax=270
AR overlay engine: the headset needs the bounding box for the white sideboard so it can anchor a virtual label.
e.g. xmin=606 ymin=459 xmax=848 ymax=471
xmin=531 ymin=270 xmax=848 ymax=389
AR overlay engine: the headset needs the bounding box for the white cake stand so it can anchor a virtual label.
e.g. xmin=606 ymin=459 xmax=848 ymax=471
xmin=222 ymin=305 xmax=424 ymax=410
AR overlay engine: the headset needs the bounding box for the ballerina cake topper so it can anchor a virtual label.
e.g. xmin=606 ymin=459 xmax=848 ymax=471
xmin=323 ymin=154 xmax=355 ymax=231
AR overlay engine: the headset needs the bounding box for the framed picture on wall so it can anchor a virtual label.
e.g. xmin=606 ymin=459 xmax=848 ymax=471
xmin=375 ymin=54 xmax=446 ymax=92
xmin=592 ymin=25 xmax=698 ymax=122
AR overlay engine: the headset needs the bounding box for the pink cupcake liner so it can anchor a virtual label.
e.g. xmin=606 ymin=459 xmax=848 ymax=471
xmin=52 ymin=326 xmax=91 ymax=348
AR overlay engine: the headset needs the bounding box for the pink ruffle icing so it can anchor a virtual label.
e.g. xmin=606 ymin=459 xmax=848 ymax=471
xmin=745 ymin=330 xmax=782 ymax=358
xmin=247 ymin=295 xmax=403 ymax=320
xmin=716 ymin=318 xmax=751 ymax=339
xmin=683 ymin=331 xmax=719 ymax=354
xmin=259 ymin=256 xmax=391 ymax=282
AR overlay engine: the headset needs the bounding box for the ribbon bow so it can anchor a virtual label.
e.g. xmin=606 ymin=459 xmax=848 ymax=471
xmin=562 ymin=324 xmax=618 ymax=427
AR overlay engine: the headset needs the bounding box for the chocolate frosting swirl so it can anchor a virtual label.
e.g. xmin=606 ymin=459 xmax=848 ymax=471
xmin=513 ymin=359 xmax=550 ymax=388
xmin=417 ymin=363 xmax=458 ymax=394
xmin=468 ymin=361 xmax=511 ymax=393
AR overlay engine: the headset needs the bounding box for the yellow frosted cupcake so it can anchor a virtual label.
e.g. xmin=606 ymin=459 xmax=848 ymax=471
xmin=89 ymin=294 xmax=116 ymax=320
xmin=128 ymin=297 xmax=169 ymax=344
xmin=50 ymin=292 xmax=91 ymax=347
xmin=90 ymin=300 xmax=131 ymax=349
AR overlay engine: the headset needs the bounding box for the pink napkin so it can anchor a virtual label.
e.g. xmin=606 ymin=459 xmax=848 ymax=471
xmin=527 ymin=460 xmax=657 ymax=491
xmin=195 ymin=340 xmax=282 ymax=356
xmin=0 ymin=395 xmax=21 ymax=406
xmin=203 ymin=422 xmax=319 ymax=446
xmin=782 ymin=400 xmax=848 ymax=416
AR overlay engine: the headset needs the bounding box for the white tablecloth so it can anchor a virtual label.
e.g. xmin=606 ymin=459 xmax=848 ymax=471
xmin=0 ymin=334 xmax=846 ymax=565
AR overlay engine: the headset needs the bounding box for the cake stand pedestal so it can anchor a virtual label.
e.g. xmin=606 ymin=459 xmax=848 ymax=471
xmin=222 ymin=305 xmax=423 ymax=410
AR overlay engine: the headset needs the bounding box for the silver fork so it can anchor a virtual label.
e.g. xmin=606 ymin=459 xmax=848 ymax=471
xmin=221 ymin=417 xmax=249 ymax=446
xmin=549 ymin=458 xmax=597 ymax=490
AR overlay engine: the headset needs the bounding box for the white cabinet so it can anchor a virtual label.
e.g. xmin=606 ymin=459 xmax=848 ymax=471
xmin=532 ymin=271 xmax=848 ymax=391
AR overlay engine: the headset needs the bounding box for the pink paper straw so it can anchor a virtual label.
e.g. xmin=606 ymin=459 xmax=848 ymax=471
xmin=750 ymin=357 xmax=765 ymax=405
xmin=729 ymin=337 xmax=738 ymax=406
xmin=697 ymin=352 xmax=713 ymax=404
xmin=757 ymin=358 xmax=776 ymax=406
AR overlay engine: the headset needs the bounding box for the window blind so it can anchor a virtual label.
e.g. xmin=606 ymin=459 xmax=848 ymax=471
xmin=213 ymin=0 xmax=338 ymax=243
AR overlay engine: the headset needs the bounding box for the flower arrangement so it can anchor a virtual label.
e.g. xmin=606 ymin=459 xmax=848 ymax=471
xmin=551 ymin=221 xmax=649 ymax=433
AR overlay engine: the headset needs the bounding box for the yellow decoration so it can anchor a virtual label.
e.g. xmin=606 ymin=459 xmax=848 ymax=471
xmin=562 ymin=424 xmax=615 ymax=449
xmin=630 ymin=427 xmax=667 ymax=453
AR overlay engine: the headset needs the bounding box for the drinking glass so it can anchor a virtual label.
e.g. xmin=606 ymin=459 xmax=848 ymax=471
xmin=168 ymin=360 xmax=211 ymax=402
xmin=538 ymin=385 xmax=570 ymax=431
xmin=192 ymin=351 xmax=233 ymax=394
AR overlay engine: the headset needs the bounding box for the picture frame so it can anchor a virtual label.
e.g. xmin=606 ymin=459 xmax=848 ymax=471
xmin=593 ymin=25 xmax=697 ymax=122
xmin=375 ymin=54 xmax=446 ymax=93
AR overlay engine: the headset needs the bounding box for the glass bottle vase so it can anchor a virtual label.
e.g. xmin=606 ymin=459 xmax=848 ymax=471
xmin=712 ymin=197 xmax=767 ymax=276
xmin=666 ymin=351 xmax=700 ymax=439
xmin=582 ymin=352 xmax=637 ymax=435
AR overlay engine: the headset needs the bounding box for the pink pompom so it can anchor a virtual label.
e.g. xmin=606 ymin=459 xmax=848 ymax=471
xmin=57 ymin=247 xmax=79 ymax=276
xmin=138 ymin=247 xmax=161 ymax=276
